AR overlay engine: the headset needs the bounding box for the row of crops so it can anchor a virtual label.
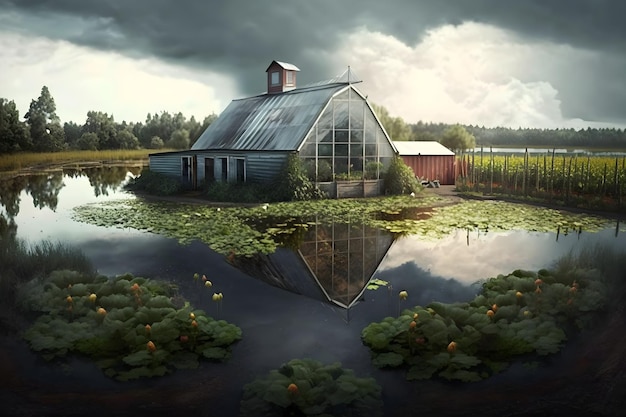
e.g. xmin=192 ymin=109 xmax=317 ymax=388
xmin=456 ymin=149 xmax=626 ymax=211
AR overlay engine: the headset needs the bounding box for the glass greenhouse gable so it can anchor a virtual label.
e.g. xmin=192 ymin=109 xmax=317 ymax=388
xmin=299 ymin=86 xmax=396 ymax=184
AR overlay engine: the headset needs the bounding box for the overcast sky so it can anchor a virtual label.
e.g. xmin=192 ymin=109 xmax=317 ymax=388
xmin=1 ymin=0 xmax=625 ymax=129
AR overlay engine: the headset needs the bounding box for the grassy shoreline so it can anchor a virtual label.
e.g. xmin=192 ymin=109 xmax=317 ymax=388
xmin=0 ymin=149 xmax=170 ymax=174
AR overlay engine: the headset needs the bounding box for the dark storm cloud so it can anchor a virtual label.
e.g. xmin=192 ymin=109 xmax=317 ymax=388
xmin=2 ymin=0 xmax=625 ymax=123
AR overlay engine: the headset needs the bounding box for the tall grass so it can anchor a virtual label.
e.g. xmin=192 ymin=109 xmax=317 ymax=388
xmin=0 ymin=149 xmax=172 ymax=173
xmin=0 ymin=236 xmax=94 ymax=306
xmin=553 ymin=242 xmax=626 ymax=308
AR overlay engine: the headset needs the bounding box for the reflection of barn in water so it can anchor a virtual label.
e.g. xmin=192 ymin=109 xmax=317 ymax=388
xmin=232 ymin=219 xmax=394 ymax=308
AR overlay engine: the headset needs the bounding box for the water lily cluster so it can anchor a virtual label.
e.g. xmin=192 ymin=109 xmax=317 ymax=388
xmin=239 ymin=359 xmax=383 ymax=417
xmin=362 ymin=267 xmax=607 ymax=381
xmin=17 ymin=270 xmax=242 ymax=381
xmin=71 ymin=197 xmax=610 ymax=258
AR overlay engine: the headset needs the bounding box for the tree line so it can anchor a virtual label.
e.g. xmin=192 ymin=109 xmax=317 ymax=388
xmin=373 ymin=105 xmax=626 ymax=150
xmin=4 ymin=87 xmax=625 ymax=155
xmin=0 ymin=86 xmax=217 ymax=154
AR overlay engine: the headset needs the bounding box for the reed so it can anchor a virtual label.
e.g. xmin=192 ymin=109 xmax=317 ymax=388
xmin=0 ymin=149 xmax=170 ymax=172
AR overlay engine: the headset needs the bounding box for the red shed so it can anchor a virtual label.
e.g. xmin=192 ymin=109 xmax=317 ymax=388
xmin=393 ymin=141 xmax=457 ymax=185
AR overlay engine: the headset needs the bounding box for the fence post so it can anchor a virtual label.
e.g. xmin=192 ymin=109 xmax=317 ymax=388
xmin=489 ymin=146 xmax=494 ymax=195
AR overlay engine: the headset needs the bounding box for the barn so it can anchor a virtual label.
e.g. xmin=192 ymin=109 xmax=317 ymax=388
xmin=393 ymin=141 xmax=457 ymax=185
xmin=149 ymin=60 xmax=397 ymax=198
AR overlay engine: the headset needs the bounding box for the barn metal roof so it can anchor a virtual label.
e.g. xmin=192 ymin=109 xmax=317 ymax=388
xmin=393 ymin=141 xmax=455 ymax=156
xmin=192 ymin=83 xmax=349 ymax=151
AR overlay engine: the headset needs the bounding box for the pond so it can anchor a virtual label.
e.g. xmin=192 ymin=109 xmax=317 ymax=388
xmin=1 ymin=166 xmax=625 ymax=416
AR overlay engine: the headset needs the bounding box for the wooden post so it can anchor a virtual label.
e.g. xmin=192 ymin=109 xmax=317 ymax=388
xmin=489 ymin=146 xmax=494 ymax=195
xmin=565 ymin=157 xmax=572 ymax=204
xmin=549 ymin=149 xmax=555 ymax=201
xmin=543 ymin=154 xmax=547 ymax=192
xmin=536 ymin=154 xmax=540 ymax=193
xmin=522 ymin=148 xmax=528 ymax=195
xmin=614 ymin=157 xmax=619 ymax=199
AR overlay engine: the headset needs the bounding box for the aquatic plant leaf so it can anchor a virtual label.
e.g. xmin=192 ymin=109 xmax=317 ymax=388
xmin=122 ymin=350 xmax=153 ymax=366
xmin=170 ymin=351 xmax=200 ymax=370
xmin=116 ymin=365 xmax=169 ymax=381
xmin=240 ymin=359 xmax=383 ymax=417
xmin=20 ymin=271 xmax=241 ymax=381
xmin=150 ymin=319 xmax=180 ymax=343
xmin=372 ymin=352 xmax=404 ymax=368
xmin=262 ymin=382 xmax=292 ymax=408
xmin=145 ymin=295 xmax=174 ymax=308
xmin=438 ymin=368 xmax=482 ymax=382
xmin=407 ymin=362 xmax=439 ymax=380
xmin=202 ymin=346 xmax=228 ymax=360
xmin=449 ymin=353 xmax=481 ymax=369
xmin=99 ymin=294 xmax=133 ymax=310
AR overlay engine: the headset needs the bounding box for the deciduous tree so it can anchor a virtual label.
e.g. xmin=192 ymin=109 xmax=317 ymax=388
xmin=24 ymin=86 xmax=65 ymax=152
xmin=371 ymin=104 xmax=412 ymax=141
xmin=0 ymin=98 xmax=30 ymax=153
xmin=440 ymin=124 xmax=476 ymax=153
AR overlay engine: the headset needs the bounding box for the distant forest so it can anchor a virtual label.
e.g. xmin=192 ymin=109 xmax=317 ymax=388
xmin=0 ymin=86 xmax=217 ymax=154
xmin=2 ymin=86 xmax=626 ymax=155
xmin=410 ymin=121 xmax=626 ymax=149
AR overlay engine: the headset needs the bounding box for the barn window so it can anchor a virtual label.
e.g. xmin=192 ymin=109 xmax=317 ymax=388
xmin=286 ymin=71 xmax=294 ymax=85
xmin=271 ymin=71 xmax=280 ymax=85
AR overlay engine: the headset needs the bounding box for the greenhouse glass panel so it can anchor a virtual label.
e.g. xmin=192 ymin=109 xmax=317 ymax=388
xmin=350 ymin=130 xmax=363 ymax=144
xmin=319 ymin=143 xmax=333 ymax=156
xmin=317 ymin=158 xmax=333 ymax=181
xmin=350 ymin=156 xmax=364 ymax=173
xmin=364 ymin=128 xmax=376 ymax=144
xmin=335 ymin=144 xmax=349 ymax=156
xmin=303 ymin=158 xmax=316 ymax=179
xmin=300 ymin=142 xmax=316 ymax=157
xmin=335 ymin=90 xmax=349 ymax=100
xmin=350 ymin=144 xmax=363 ymax=158
xmin=335 ymin=130 xmax=349 ymax=143
xmin=334 ymin=101 xmax=349 ymax=129
xmin=320 ymin=129 xmax=333 ymax=143
xmin=318 ymin=107 xmax=333 ymax=130
xmin=349 ymin=101 xmax=364 ymax=129
xmin=365 ymin=144 xmax=378 ymax=156
xmin=335 ymin=157 xmax=349 ymax=174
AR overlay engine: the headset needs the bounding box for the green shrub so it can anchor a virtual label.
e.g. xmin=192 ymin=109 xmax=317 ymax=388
xmin=125 ymin=169 xmax=183 ymax=196
xmin=365 ymin=161 xmax=383 ymax=180
xmin=383 ymin=156 xmax=421 ymax=195
xmin=271 ymin=154 xmax=327 ymax=201
xmin=205 ymin=181 xmax=269 ymax=203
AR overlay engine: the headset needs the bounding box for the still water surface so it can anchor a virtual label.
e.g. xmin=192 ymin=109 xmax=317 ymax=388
xmin=1 ymin=167 xmax=624 ymax=416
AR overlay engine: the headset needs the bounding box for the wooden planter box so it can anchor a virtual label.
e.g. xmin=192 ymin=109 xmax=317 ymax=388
xmin=317 ymin=179 xmax=384 ymax=198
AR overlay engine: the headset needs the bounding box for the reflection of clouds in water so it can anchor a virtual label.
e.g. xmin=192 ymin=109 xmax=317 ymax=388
xmin=15 ymin=174 xmax=135 ymax=243
xmin=380 ymin=229 xmax=612 ymax=283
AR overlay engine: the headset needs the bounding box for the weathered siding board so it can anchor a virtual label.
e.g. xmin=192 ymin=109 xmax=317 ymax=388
xmin=246 ymin=153 xmax=289 ymax=182
xmin=401 ymin=154 xmax=456 ymax=185
xmin=149 ymin=154 xmax=184 ymax=177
